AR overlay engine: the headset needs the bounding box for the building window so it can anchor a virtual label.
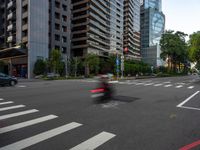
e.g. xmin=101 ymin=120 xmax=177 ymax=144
xmin=55 ymin=23 xmax=60 ymax=30
xmin=55 ymin=45 xmax=60 ymax=50
xmin=62 ymin=4 xmax=67 ymax=11
xmin=55 ymin=1 xmax=60 ymax=8
xmin=62 ymin=36 xmax=67 ymax=43
xmin=62 ymin=47 xmax=67 ymax=53
xmin=55 ymin=34 xmax=60 ymax=41
xmin=55 ymin=12 xmax=60 ymax=19
xmin=62 ymin=26 xmax=67 ymax=32
xmin=62 ymin=15 xmax=67 ymax=22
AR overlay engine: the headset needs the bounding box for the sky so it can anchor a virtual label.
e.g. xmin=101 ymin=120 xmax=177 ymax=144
xmin=162 ymin=0 xmax=200 ymax=36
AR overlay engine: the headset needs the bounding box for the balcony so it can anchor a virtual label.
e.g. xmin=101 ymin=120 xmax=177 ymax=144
xmin=22 ymin=11 xmax=28 ymax=18
xmin=22 ymin=24 xmax=28 ymax=31
xmin=7 ymin=1 xmax=13 ymax=9
xmin=7 ymin=24 xmax=13 ymax=31
xmin=7 ymin=36 xmax=13 ymax=42
xmin=22 ymin=36 xmax=28 ymax=42
xmin=7 ymin=13 xmax=13 ymax=20
xmin=22 ymin=0 xmax=28 ymax=7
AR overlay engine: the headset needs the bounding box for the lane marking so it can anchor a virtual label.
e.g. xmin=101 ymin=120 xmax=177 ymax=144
xmin=179 ymin=139 xmax=200 ymax=150
xmin=0 ymin=98 xmax=4 ymax=101
xmin=0 ymin=109 xmax=39 ymax=120
xmin=17 ymin=85 xmax=27 ymax=88
xmin=0 ymin=101 xmax=13 ymax=105
xmin=163 ymin=81 xmax=171 ymax=84
xmin=154 ymin=84 xmax=163 ymax=87
xmin=179 ymin=106 xmax=200 ymax=111
xmin=176 ymin=85 xmax=183 ymax=88
xmin=0 ymin=115 xmax=58 ymax=134
xmin=0 ymin=105 xmax=25 ymax=112
xmin=0 ymin=122 xmax=82 ymax=150
xmin=177 ymin=91 xmax=200 ymax=107
xmin=188 ymin=86 xmax=194 ymax=89
xmin=135 ymin=83 xmax=144 ymax=85
xmin=144 ymin=83 xmax=154 ymax=86
xmin=164 ymin=84 xmax=172 ymax=87
xmin=69 ymin=131 xmax=116 ymax=150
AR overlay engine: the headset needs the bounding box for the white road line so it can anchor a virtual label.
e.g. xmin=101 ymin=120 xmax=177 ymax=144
xmin=176 ymin=85 xmax=183 ymax=88
xmin=0 ymin=115 xmax=58 ymax=134
xmin=135 ymin=83 xmax=144 ymax=85
xmin=17 ymin=85 xmax=27 ymax=88
xmin=188 ymin=86 xmax=194 ymax=89
xmin=177 ymin=91 xmax=200 ymax=107
xmin=144 ymin=83 xmax=154 ymax=86
xmin=0 ymin=101 xmax=13 ymax=105
xmin=69 ymin=131 xmax=116 ymax=150
xmin=154 ymin=84 xmax=163 ymax=87
xmin=179 ymin=106 xmax=200 ymax=111
xmin=164 ymin=84 xmax=172 ymax=87
xmin=0 ymin=122 xmax=82 ymax=150
xmin=0 ymin=105 xmax=25 ymax=112
xmin=163 ymin=81 xmax=171 ymax=84
xmin=0 ymin=98 xmax=4 ymax=101
xmin=0 ymin=109 xmax=39 ymax=120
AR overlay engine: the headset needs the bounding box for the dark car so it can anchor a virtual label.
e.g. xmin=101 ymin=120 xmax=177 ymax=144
xmin=0 ymin=72 xmax=18 ymax=86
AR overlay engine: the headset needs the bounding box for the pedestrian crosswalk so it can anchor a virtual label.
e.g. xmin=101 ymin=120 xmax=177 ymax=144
xmin=0 ymin=98 xmax=116 ymax=150
xmin=116 ymin=80 xmax=196 ymax=90
xmin=82 ymin=79 xmax=196 ymax=90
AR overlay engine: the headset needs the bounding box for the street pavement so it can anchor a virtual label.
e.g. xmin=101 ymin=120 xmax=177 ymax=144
xmin=0 ymin=75 xmax=200 ymax=150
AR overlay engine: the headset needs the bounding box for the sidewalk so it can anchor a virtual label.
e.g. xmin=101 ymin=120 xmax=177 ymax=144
xmin=18 ymin=78 xmax=43 ymax=83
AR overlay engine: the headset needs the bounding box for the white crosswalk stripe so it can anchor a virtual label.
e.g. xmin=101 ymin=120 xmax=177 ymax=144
xmin=154 ymin=84 xmax=163 ymax=87
xmin=176 ymin=85 xmax=183 ymax=88
xmin=0 ymin=109 xmax=39 ymax=120
xmin=0 ymin=122 xmax=82 ymax=150
xmin=0 ymin=105 xmax=25 ymax=112
xmin=0 ymin=98 xmax=4 ymax=101
xmin=188 ymin=86 xmax=194 ymax=89
xmin=144 ymin=83 xmax=154 ymax=86
xmin=164 ymin=84 xmax=173 ymax=87
xmin=0 ymin=115 xmax=58 ymax=134
xmin=0 ymin=101 xmax=13 ymax=105
xmin=69 ymin=131 xmax=116 ymax=150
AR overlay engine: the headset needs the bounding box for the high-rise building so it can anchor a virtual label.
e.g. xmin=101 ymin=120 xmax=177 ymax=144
xmin=140 ymin=0 xmax=165 ymax=66
xmin=0 ymin=0 xmax=71 ymax=78
xmin=71 ymin=0 xmax=124 ymax=57
xmin=123 ymin=0 xmax=141 ymax=60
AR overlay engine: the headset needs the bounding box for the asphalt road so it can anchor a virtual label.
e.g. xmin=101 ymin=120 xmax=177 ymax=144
xmin=0 ymin=75 xmax=200 ymax=150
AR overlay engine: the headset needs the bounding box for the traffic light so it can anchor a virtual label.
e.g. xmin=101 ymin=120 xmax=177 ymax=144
xmin=124 ymin=47 xmax=128 ymax=54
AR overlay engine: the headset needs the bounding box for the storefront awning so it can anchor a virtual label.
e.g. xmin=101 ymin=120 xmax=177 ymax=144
xmin=0 ymin=46 xmax=27 ymax=59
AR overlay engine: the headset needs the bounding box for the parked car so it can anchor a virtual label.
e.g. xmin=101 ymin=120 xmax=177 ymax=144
xmin=0 ymin=72 xmax=18 ymax=86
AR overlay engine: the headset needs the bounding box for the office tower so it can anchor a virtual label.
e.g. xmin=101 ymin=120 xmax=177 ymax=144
xmin=71 ymin=0 xmax=124 ymax=57
xmin=124 ymin=0 xmax=141 ymax=60
xmin=140 ymin=0 xmax=165 ymax=66
xmin=0 ymin=0 xmax=70 ymax=78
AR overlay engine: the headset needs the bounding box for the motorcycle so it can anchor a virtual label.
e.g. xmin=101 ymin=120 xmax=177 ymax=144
xmin=90 ymin=80 xmax=114 ymax=102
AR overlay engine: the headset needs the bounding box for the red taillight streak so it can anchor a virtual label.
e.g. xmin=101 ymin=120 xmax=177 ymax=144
xmin=90 ymin=88 xmax=105 ymax=93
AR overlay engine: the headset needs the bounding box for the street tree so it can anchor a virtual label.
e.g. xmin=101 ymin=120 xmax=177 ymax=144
xmin=49 ymin=49 xmax=63 ymax=74
xmin=84 ymin=54 xmax=100 ymax=76
xmin=160 ymin=30 xmax=188 ymax=72
xmin=188 ymin=31 xmax=200 ymax=69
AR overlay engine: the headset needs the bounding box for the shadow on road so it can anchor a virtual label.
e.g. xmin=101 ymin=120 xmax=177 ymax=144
xmin=112 ymin=95 xmax=140 ymax=103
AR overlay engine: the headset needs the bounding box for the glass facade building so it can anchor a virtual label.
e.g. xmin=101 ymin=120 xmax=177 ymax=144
xmin=141 ymin=0 xmax=165 ymax=66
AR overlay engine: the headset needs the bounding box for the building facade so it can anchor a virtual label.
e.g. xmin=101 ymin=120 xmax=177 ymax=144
xmin=140 ymin=0 xmax=165 ymax=66
xmin=123 ymin=0 xmax=141 ymax=60
xmin=71 ymin=0 xmax=124 ymax=57
xmin=0 ymin=0 xmax=71 ymax=78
